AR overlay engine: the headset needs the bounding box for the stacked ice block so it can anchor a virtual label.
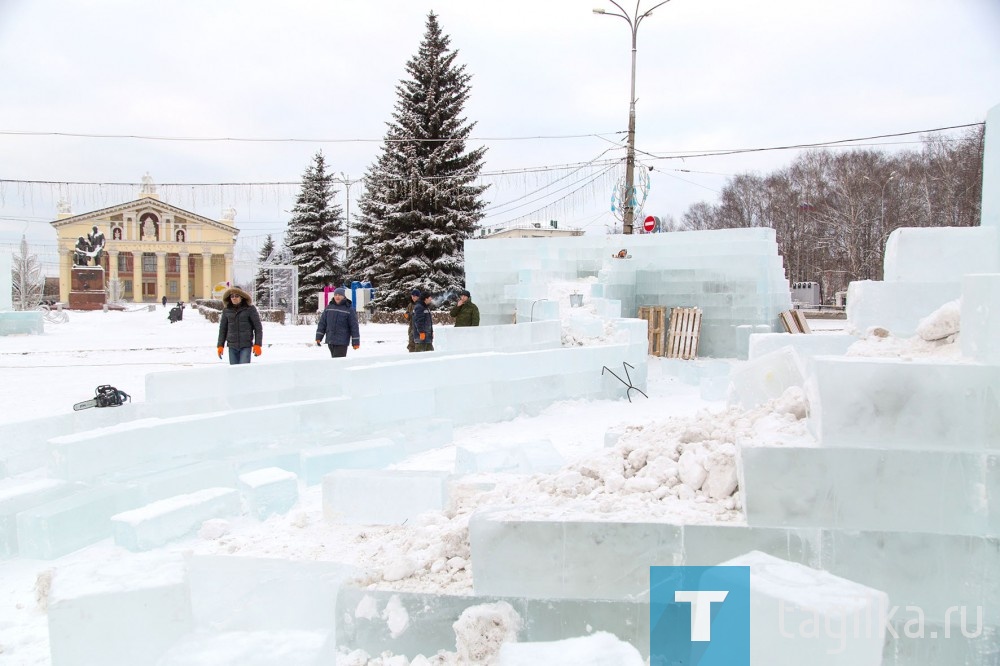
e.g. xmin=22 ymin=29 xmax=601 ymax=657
xmin=0 ymin=321 xmax=649 ymax=564
xmin=465 ymin=228 xmax=792 ymax=357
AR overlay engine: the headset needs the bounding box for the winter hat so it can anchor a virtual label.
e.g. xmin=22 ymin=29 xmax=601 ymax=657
xmin=459 ymin=289 xmax=471 ymax=298
xmin=411 ymin=288 xmax=422 ymax=296
xmin=422 ymin=291 xmax=434 ymax=300
xmin=333 ymin=287 xmax=346 ymax=297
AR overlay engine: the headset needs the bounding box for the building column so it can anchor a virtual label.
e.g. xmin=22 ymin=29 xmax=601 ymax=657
xmin=132 ymin=251 xmax=142 ymax=302
xmin=155 ymin=251 xmax=167 ymax=303
xmin=179 ymin=252 xmax=190 ymax=302
xmin=59 ymin=246 xmax=73 ymax=303
xmin=106 ymin=250 xmax=119 ymax=302
xmin=201 ymin=251 xmax=214 ymax=300
xmin=223 ymin=252 xmax=233 ymax=288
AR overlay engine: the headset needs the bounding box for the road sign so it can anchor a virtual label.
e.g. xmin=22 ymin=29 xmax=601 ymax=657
xmin=643 ymin=215 xmax=658 ymax=232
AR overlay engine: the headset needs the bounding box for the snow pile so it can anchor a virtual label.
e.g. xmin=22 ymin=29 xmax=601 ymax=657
xmin=357 ymin=390 xmax=812 ymax=593
xmin=915 ymin=299 xmax=961 ymax=341
xmin=337 ymin=603 xmax=638 ymax=666
xmin=546 ymin=278 xmax=620 ymax=347
xmin=845 ymin=299 xmax=967 ymax=359
xmin=453 ymin=601 xmax=522 ymax=663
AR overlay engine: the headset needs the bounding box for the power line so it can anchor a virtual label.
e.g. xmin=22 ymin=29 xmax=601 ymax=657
xmin=644 ymin=122 xmax=984 ymax=161
xmin=0 ymin=129 xmax=624 ymax=143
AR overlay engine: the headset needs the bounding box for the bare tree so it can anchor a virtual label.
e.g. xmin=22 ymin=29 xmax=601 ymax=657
xmin=678 ymin=125 xmax=985 ymax=299
xmin=12 ymin=235 xmax=43 ymax=311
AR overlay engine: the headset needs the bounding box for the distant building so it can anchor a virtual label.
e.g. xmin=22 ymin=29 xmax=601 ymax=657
xmin=476 ymin=220 xmax=584 ymax=239
xmin=48 ymin=176 xmax=238 ymax=303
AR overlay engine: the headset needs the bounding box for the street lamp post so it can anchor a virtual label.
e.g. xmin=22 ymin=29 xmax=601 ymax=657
xmin=594 ymin=0 xmax=673 ymax=235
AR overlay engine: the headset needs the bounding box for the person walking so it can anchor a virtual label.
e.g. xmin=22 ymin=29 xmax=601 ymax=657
xmin=403 ymin=288 xmax=421 ymax=352
xmin=217 ymin=287 xmax=263 ymax=365
xmin=450 ymin=289 xmax=480 ymax=327
xmin=315 ymin=287 xmax=360 ymax=358
xmin=161 ymin=295 xmax=167 ymax=308
xmin=413 ymin=291 xmax=435 ymax=352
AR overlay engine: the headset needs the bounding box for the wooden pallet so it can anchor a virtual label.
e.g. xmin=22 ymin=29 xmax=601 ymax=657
xmin=637 ymin=306 xmax=667 ymax=356
xmin=666 ymin=306 xmax=703 ymax=359
xmin=779 ymin=309 xmax=812 ymax=334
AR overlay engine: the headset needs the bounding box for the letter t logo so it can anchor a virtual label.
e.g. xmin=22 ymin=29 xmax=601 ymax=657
xmin=675 ymin=590 xmax=729 ymax=641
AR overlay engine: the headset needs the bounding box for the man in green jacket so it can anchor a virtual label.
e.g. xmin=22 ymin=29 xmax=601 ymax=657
xmin=450 ymin=289 xmax=480 ymax=327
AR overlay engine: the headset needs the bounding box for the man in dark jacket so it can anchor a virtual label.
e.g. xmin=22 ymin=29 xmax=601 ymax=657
xmin=413 ymin=291 xmax=435 ymax=352
xmin=404 ymin=288 xmax=421 ymax=352
xmin=315 ymin=287 xmax=360 ymax=358
xmin=217 ymin=287 xmax=263 ymax=365
xmin=449 ymin=289 xmax=480 ymax=327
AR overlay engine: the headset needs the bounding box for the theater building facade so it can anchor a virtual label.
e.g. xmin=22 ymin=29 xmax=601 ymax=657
xmin=49 ymin=189 xmax=239 ymax=304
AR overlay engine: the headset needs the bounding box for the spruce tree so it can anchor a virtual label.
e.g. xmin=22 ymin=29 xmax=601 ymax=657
xmin=284 ymin=151 xmax=345 ymax=312
xmin=347 ymin=12 xmax=487 ymax=309
xmin=253 ymin=234 xmax=275 ymax=307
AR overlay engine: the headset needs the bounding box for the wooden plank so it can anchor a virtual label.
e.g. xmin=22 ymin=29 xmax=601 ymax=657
xmin=677 ymin=308 xmax=691 ymax=358
xmin=664 ymin=306 xmax=703 ymax=359
xmin=652 ymin=307 xmax=666 ymax=356
xmin=638 ymin=306 xmax=669 ymax=356
xmin=682 ymin=308 xmax=694 ymax=359
xmin=779 ymin=310 xmax=799 ymax=334
xmin=689 ymin=309 xmax=703 ymax=359
xmin=670 ymin=308 xmax=684 ymax=358
xmin=792 ymin=309 xmax=812 ymax=334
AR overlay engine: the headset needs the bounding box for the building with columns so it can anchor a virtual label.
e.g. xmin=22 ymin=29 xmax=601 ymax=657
xmin=49 ymin=180 xmax=238 ymax=304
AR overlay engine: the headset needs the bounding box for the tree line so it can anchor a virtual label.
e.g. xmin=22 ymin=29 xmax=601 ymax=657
xmin=677 ymin=127 xmax=984 ymax=301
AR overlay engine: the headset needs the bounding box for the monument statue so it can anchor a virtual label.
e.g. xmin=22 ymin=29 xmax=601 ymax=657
xmin=72 ymin=225 xmax=107 ymax=267
xmin=87 ymin=225 xmax=106 ymax=264
xmin=73 ymin=237 xmax=90 ymax=266
xmin=140 ymin=171 xmax=157 ymax=196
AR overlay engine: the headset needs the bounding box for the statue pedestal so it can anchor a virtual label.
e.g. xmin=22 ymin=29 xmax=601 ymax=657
xmin=69 ymin=267 xmax=106 ymax=311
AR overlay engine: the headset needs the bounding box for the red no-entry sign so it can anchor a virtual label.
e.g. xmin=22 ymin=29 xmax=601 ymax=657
xmin=643 ymin=215 xmax=657 ymax=232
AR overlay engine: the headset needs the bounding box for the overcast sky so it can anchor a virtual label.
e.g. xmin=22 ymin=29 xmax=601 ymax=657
xmin=2 ymin=0 xmax=999 ymax=260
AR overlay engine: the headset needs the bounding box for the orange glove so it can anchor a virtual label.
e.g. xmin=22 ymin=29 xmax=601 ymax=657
xmin=419 ymin=332 xmax=426 ymax=341
xmin=253 ymin=345 xmax=262 ymax=357
xmin=217 ymin=346 xmax=224 ymax=358
xmin=352 ymin=344 xmax=359 ymax=350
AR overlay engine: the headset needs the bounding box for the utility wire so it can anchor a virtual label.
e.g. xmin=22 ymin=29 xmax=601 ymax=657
xmin=644 ymin=122 xmax=984 ymax=161
xmin=0 ymin=129 xmax=624 ymax=143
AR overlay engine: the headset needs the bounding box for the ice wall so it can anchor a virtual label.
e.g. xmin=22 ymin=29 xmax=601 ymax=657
xmin=0 ymin=250 xmax=11 ymax=310
xmin=465 ymin=228 xmax=791 ymax=358
xmin=981 ymin=101 xmax=1000 ymax=231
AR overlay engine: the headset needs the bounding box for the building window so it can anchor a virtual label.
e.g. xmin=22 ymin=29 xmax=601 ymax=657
xmin=117 ymin=254 xmax=129 ymax=272
xmin=168 ymin=280 xmax=178 ymax=295
xmin=142 ymin=253 xmax=156 ymax=273
xmin=167 ymin=256 xmax=180 ymax=273
xmin=122 ymin=279 xmax=133 ymax=295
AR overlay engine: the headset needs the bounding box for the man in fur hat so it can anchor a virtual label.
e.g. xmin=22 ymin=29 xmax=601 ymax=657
xmin=217 ymin=287 xmax=263 ymax=364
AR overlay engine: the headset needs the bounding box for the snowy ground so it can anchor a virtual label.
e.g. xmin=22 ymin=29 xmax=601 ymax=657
xmin=0 ymin=304 xmax=850 ymax=665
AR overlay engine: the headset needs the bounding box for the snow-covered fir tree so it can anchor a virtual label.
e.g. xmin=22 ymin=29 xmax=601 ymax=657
xmin=347 ymin=12 xmax=487 ymax=309
xmin=284 ymin=152 xmax=345 ymax=312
